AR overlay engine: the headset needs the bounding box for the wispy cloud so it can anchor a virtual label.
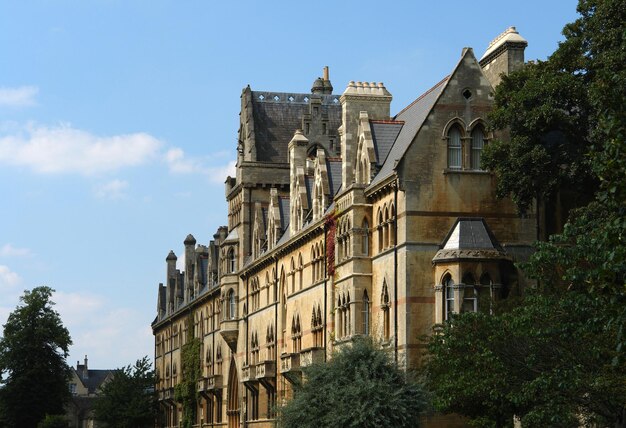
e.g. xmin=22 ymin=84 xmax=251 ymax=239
xmin=165 ymin=148 xmax=235 ymax=182
xmin=0 ymin=86 xmax=38 ymax=107
xmin=94 ymin=179 xmax=129 ymax=200
xmin=0 ymin=244 xmax=32 ymax=257
xmin=165 ymin=148 xmax=206 ymax=174
xmin=52 ymin=290 xmax=152 ymax=368
xmin=0 ymin=122 xmax=163 ymax=175
xmin=0 ymin=265 xmax=22 ymax=288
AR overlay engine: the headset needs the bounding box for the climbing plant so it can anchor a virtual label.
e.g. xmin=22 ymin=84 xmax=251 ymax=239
xmin=174 ymin=315 xmax=202 ymax=428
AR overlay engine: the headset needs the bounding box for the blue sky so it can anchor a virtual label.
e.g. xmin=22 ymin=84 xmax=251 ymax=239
xmin=0 ymin=0 xmax=579 ymax=369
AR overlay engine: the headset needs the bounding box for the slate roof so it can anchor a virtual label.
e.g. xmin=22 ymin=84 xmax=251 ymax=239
xmin=74 ymin=367 xmax=113 ymax=395
xmin=367 ymin=76 xmax=449 ymax=188
xmin=370 ymin=121 xmax=404 ymax=166
xmin=251 ymin=92 xmax=342 ymax=163
xmin=326 ymin=159 xmax=342 ymax=196
xmin=441 ymin=218 xmax=503 ymax=250
xmin=278 ymin=197 xmax=290 ymax=231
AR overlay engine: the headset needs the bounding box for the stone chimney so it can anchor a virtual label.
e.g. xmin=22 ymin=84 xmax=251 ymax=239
xmin=82 ymin=355 xmax=88 ymax=379
xmin=479 ymin=26 xmax=528 ymax=87
xmin=339 ymin=81 xmax=392 ymax=188
xmin=311 ymin=66 xmax=333 ymax=95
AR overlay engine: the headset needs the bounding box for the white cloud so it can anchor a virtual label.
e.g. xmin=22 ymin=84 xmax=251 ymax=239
xmin=94 ymin=179 xmax=129 ymax=200
xmin=0 ymin=265 xmax=21 ymax=288
xmin=0 ymin=86 xmax=38 ymax=107
xmin=165 ymin=148 xmax=236 ymax=182
xmin=165 ymin=147 xmax=206 ymax=174
xmin=0 ymin=244 xmax=31 ymax=257
xmin=208 ymin=160 xmax=236 ymax=183
xmin=0 ymin=122 xmax=163 ymax=175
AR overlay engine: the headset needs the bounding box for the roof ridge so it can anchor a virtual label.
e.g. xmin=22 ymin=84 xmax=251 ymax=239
xmin=394 ymin=75 xmax=450 ymax=118
xmin=369 ymin=119 xmax=405 ymax=124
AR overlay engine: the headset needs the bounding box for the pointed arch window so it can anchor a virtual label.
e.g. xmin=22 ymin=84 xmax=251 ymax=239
xmin=362 ymin=290 xmax=370 ymax=336
xmin=362 ymin=219 xmax=369 ymax=255
xmin=462 ymin=273 xmax=477 ymax=313
xmin=447 ymin=125 xmax=462 ymax=169
xmin=444 ymin=274 xmax=455 ymax=320
xmin=228 ymin=248 xmax=236 ymax=273
xmin=382 ymin=282 xmax=390 ymax=341
xmin=471 ymin=126 xmax=485 ymax=170
xmin=227 ymin=289 xmax=236 ymax=320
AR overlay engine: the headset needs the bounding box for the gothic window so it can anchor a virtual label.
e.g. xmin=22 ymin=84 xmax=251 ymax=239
xmin=312 ymin=305 xmax=323 ymax=347
xmin=265 ymin=272 xmax=271 ymax=306
xmin=363 ymin=290 xmax=370 ymax=336
xmin=227 ymin=289 xmax=236 ymax=320
xmin=266 ymin=324 xmax=276 ymax=360
xmin=377 ymin=209 xmax=384 ymax=252
xmin=382 ymin=282 xmax=390 ymax=342
xmin=444 ymin=274 xmax=455 ymax=320
xmin=346 ymin=292 xmax=351 ymax=336
xmin=227 ymin=248 xmax=236 ymax=273
xmin=291 ymin=314 xmax=302 ymax=353
xmin=298 ymin=253 xmax=303 ymax=290
xmin=388 ymin=204 xmax=395 ymax=247
xmin=362 ymin=219 xmax=369 ymax=255
xmin=462 ymin=273 xmax=477 ymax=313
xmin=471 ymin=126 xmax=485 ymax=170
xmin=311 ymin=246 xmax=317 ymax=282
xmin=290 ymin=257 xmax=296 ymax=294
xmin=250 ymin=331 xmax=259 ymax=366
xmin=280 ymin=268 xmax=287 ymax=350
xmin=447 ymin=125 xmax=462 ymax=169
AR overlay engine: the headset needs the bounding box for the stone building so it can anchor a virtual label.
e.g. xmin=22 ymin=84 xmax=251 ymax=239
xmin=66 ymin=356 xmax=114 ymax=428
xmin=152 ymin=27 xmax=535 ymax=428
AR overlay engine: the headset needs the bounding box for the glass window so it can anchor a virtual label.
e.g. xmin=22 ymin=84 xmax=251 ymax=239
xmin=448 ymin=126 xmax=462 ymax=169
xmin=471 ymin=127 xmax=485 ymax=170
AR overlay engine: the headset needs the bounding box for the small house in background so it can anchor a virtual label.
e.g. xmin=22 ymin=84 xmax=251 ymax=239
xmin=66 ymin=355 xmax=114 ymax=428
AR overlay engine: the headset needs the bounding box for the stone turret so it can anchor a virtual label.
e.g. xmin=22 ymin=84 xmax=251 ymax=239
xmin=184 ymin=234 xmax=196 ymax=301
xmin=339 ymin=81 xmax=392 ymax=188
xmin=289 ymin=129 xmax=309 ymax=235
xmin=480 ymin=26 xmax=528 ymax=87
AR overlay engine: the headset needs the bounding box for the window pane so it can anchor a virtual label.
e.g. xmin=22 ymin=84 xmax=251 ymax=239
xmin=471 ymin=128 xmax=484 ymax=170
xmin=448 ymin=127 xmax=462 ymax=169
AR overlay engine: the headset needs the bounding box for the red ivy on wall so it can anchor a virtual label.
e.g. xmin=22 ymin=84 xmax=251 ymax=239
xmin=325 ymin=209 xmax=337 ymax=276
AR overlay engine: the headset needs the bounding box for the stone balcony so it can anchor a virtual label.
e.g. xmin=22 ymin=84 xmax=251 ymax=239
xmin=163 ymin=387 xmax=174 ymax=402
xmin=242 ymin=364 xmax=257 ymax=384
xmin=256 ymin=360 xmax=276 ymax=391
xmin=207 ymin=374 xmax=223 ymax=392
xmin=300 ymin=347 xmax=325 ymax=367
xmin=219 ymin=319 xmax=239 ymax=351
xmin=280 ymin=353 xmax=301 ymax=384
xmin=256 ymin=360 xmax=276 ymax=379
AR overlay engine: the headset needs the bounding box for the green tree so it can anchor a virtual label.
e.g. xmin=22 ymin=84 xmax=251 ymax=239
xmin=424 ymin=292 xmax=626 ymax=427
xmin=37 ymin=414 xmax=68 ymax=428
xmin=0 ymin=286 xmax=72 ymax=428
xmin=93 ymin=356 xmax=156 ymax=428
xmin=278 ymin=337 xmax=428 ymax=428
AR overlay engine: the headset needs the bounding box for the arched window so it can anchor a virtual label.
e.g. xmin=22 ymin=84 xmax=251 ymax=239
xmin=228 ymin=248 xmax=236 ymax=273
xmin=377 ymin=209 xmax=383 ymax=252
xmin=290 ymin=258 xmax=296 ymax=294
xmin=382 ymin=282 xmax=390 ymax=341
xmin=447 ymin=125 xmax=462 ymax=169
xmin=444 ymin=275 xmax=455 ymax=320
xmin=362 ymin=219 xmax=369 ymax=255
xmin=462 ymin=273 xmax=477 ymax=313
xmin=471 ymin=126 xmax=485 ymax=170
xmin=227 ymin=289 xmax=236 ymax=320
xmin=298 ymin=253 xmax=303 ymax=290
xmin=362 ymin=290 xmax=370 ymax=336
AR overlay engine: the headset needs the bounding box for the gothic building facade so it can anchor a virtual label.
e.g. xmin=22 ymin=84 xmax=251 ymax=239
xmin=152 ymin=27 xmax=535 ymax=428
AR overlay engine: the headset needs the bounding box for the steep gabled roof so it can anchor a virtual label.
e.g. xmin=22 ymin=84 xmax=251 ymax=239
xmin=370 ymin=121 xmax=404 ymax=166
xmin=326 ymin=159 xmax=342 ymax=196
xmin=367 ymin=75 xmax=449 ymax=189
